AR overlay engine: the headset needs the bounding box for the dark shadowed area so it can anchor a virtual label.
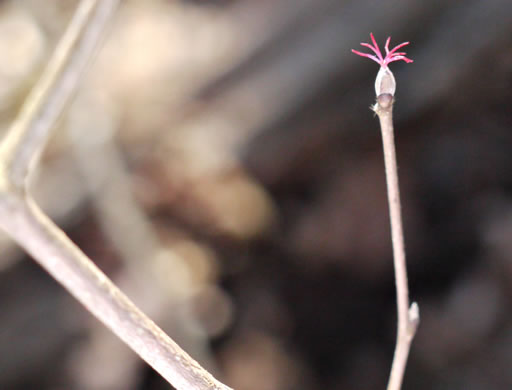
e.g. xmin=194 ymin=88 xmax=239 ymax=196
xmin=0 ymin=0 xmax=511 ymax=389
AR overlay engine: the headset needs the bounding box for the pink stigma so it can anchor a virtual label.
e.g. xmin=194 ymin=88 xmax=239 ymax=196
xmin=351 ymin=33 xmax=413 ymax=68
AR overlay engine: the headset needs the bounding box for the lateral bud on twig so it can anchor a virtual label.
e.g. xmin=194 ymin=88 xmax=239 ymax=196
xmin=407 ymin=302 xmax=420 ymax=336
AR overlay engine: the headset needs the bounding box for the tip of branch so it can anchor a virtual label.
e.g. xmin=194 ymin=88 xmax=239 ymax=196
xmin=377 ymin=93 xmax=393 ymax=109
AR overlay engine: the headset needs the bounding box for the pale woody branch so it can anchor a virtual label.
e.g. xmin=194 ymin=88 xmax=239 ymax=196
xmin=0 ymin=1 xmax=231 ymax=389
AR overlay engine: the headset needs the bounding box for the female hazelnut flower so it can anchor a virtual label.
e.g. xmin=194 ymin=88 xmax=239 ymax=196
xmin=352 ymin=33 xmax=413 ymax=96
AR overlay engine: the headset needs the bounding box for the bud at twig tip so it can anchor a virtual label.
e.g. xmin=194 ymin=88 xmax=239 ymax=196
xmin=375 ymin=66 xmax=396 ymax=97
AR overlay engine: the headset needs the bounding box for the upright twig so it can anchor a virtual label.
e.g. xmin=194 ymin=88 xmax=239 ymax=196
xmin=374 ymin=94 xmax=419 ymax=390
xmin=353 ymin=33 xmax=419 ymax=390
xmin=0 ymin=1 xmax=231 ymax=389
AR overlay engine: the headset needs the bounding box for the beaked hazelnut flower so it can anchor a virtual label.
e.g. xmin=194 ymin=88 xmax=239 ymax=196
xmin=352 ymin=33 xmax=413 ymax=96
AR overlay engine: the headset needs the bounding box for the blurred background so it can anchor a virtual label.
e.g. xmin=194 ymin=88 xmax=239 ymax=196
xmin=0 ymin=0 xmax=511 ymax=389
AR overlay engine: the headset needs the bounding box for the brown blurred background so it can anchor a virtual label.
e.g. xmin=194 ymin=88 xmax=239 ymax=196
xmin=0 ymin=0 xmax=511 ymax=389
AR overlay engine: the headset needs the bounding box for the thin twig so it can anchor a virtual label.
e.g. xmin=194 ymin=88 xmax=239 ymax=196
xmin=374 ymin=93 xmax=419 ymax=390
xmin=0 ymin=1 xmax=232 ymax=389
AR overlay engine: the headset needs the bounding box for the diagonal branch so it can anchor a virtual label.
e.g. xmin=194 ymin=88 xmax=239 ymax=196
xmin=0 ymin=194 xmax=231 ymax=390
xmin=0 ymin=0 xmax=118 ymax=190
xmin=0 ymin=1 xmax=232 ymax=389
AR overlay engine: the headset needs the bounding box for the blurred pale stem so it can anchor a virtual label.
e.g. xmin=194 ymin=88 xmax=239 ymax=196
xmin=373 ymin=93 xmax=419 ymax=390
xmin=0 ymin=1 xmax=231 ymax=389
